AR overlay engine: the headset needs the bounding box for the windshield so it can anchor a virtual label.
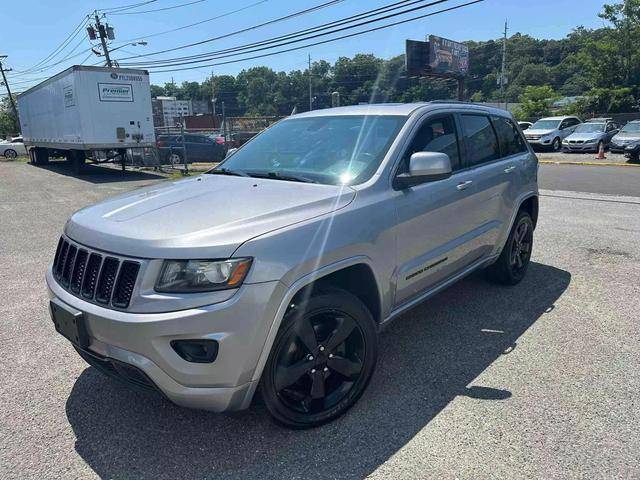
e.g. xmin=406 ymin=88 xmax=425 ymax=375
xmin=214 ymin=115 xmax=406 ymax=185
xmin=621 ymin=122 xmax=640 ymax=133
xmin=574 ymin=123 xmax=605 ymax=133
xmin=531 ymin=120 xmax=561 ymax=130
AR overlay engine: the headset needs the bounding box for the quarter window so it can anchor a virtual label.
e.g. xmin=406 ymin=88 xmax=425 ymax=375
xmin=461 ymin=114 xmax=500 ymax=166
xmin=403 ymin=115 xmax=461 ymax=171
xmin=492 ymin=116 xmax=528 ymax=157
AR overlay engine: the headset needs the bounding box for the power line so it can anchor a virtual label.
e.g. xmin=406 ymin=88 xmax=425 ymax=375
xmin=148 ymin=0 xmax=484 ymax=73
xmin=115 ymin=0 xmax=347 ymax=62
xmin=121 ymin=0 xmax=413 ymax=66
xmin=112 ymin=0 xmax=269 ymax=45
xmin=122 ymin=0 xmax=452 ymax=69
xmin=109 ymin=0 xmax=206 ymax=15
xmin=98 ymin=0 xmax=158 ymax=14
xmin=14 ymin=15 xmax=89 ymax=75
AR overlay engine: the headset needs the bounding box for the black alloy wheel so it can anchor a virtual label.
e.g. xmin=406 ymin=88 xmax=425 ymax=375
xmin=261 ymin=288 xmax=377 ymax=428
xmin=486 ymin=210 xmax=534 ymax=285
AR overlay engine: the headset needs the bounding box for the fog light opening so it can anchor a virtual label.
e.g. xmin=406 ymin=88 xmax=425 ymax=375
xmin=171 ymin=339 xmax=219 ymax=363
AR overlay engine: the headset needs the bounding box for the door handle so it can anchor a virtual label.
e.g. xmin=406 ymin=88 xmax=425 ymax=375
xmin=504 ymin=165 xmax=516 ymax=173
xmin=456 ymin=180 xmax=473 ymax=190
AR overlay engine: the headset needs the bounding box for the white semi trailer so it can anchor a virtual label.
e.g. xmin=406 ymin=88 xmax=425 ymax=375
xmin=17 ymin=66 xmax=155 ymax=173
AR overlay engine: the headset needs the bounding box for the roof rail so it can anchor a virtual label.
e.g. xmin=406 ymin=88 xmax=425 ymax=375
xmin=428 ymin=100 xmax=499 ymax=109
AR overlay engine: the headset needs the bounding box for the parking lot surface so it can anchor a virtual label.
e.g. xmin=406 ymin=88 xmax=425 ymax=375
xmin=1 ymin=161 xmax=638 ymax=479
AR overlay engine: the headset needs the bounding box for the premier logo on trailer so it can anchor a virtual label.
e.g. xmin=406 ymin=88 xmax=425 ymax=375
xmin=98 ymin=83 xmax=134 ymax=102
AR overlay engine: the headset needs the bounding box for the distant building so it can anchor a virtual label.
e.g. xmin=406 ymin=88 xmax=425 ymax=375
xmin=151 ymin=96 xmax=193 ymax=127
xmin=191 ymin=100 xmax=212 ymax=115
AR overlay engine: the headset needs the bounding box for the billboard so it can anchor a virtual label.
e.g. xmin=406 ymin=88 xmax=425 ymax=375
xmin=428 ymin=35 xmax=469 ymax=76
xmin=405 ymin=40 xmax=430 ymax=77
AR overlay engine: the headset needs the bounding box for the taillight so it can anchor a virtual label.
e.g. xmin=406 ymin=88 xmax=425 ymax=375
xmin=215 ymin=136 xmax=225 ymax=145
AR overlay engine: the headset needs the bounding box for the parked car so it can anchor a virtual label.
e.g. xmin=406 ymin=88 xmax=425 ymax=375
xmin=156 ymin=133 xmax=227 ymax=165
xmin=518 ymin=121 xmax=533 ymax=130
xmin=47 ymin=102 xmax=539 ymax=428
xmin=0 ymin=136 xmax=27 ymax=158
xmin=610 ymin=120 xmax=640 ymax=153
xmin=562 ymin=118 xmax=619 ymax=152
xmin=623 ymin=139 xmax=640 ymax=162
xmin=524 ymin=116 xmax=582 ymax=151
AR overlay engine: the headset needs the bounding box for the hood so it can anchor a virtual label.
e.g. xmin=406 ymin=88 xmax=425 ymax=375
xmin=565 ymin=132 xmax=603 ymax=141
xmin=613 ymin=132 xmax=640 ymax=141
xmin=65 ymin=175 xmax=356 ymax=259
xmin=524 ymin=129 xmax=555 ymax=137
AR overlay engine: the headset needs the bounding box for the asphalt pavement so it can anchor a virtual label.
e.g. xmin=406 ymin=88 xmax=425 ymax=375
xmin=0 ymin=161 xmax=638 ymax=479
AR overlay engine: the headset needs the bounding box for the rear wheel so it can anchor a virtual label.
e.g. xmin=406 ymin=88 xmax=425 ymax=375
xmin=168 ymin=152 xmax=183 ymax=167
xmin=261 ymin=287 xmax=378 ymax=428
xmin=486 ymin=210 xmax=534 ymax=285
xmin=67 ymin=150 xmax=86 ymax=175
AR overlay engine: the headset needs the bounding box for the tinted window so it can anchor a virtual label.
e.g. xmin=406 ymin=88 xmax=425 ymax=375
xmin=403 ymin=115 xmax=461 ymax=171
xmin=461 ymin=115 xmax=500 ymax=166
xmin=493 ymin=117 xmax=528 ymax=156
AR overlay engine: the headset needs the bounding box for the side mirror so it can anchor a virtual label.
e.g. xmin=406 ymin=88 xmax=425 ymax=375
xmin=225 ymin=148 xmax=238 ymax=158
xmin=394 ymin=151 xmax=452 ymax=189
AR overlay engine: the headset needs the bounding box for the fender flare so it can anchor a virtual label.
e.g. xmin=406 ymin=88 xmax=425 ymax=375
xmin=239 ymin=255 xmax=378 ymax=408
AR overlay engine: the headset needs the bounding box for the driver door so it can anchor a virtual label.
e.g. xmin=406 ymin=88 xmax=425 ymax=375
xmin=393 ymin=114 xmax=477 ymax=306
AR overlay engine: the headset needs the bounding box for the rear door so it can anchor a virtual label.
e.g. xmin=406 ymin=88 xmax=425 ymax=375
xmin=459 ymin=114 xmax=528 ymax=254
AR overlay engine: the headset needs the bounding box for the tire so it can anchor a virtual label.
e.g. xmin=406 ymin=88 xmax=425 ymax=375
xmin=486 ymin=210 xmax=534 ymax=285
xmin=67 ymin=150 xmax=86 ymax=175
xmin=168 ymin=152 xmax=183 ymax=167
xmin=260 ymin=287 xmax=378 ymax=429
xmin=33 ymin=147 xmax=49 ymax=165
xmin=551 ymin=137 xmax=561 ymax=152
xmin=3 ymin=149 xmax=17 ymax=159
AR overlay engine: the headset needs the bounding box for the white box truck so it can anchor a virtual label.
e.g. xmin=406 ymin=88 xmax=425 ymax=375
xmin=17 ymin=66 xmax=155 ymax=173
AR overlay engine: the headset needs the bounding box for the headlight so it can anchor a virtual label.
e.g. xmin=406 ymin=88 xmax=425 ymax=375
xmin=155 ymin=258 xmax=252 ymax=293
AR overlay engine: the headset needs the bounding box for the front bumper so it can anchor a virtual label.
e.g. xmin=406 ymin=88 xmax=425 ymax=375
xmin=46 ymin=267 xmax=285 ymax=411
xmin=562 ymin=142 xmax=599 ymax=152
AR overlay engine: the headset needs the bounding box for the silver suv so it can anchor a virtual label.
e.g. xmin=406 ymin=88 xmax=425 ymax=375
xmin=524 ymin=115 xmax=581 ymax=151
xmin=47 ymin=102 xmax=539 ymax=428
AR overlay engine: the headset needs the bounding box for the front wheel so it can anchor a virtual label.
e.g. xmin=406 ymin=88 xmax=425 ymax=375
xmin=551 ymin=137 xmax=561 ymax=152
xmin=260 ymin=288 xmax=378 ymax=428
xmin=486 ymin=210 xmax=534 ymax=285
xmin=4 ymin=149 xmax=17 ymax=159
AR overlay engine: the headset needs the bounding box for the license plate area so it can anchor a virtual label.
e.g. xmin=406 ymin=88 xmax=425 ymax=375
xmin=50 ymin=300 xmax=89 ymax=349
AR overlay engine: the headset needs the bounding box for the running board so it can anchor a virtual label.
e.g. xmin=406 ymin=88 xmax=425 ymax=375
xmin=381 ymin=254 xmax=499 ymax=328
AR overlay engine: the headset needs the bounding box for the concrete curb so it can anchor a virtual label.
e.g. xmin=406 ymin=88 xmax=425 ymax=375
xmin=539 ymin=160 xmax=640 ymax=168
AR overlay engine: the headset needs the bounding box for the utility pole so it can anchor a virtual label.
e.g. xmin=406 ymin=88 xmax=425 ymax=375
xmin=308 ymin=53 xmax=313 ymax=112
xmin=94 ymin=13 xmax=113 ymax=67
xmin=500 ymin=19 xmax=508 ymax=111
xmin=0 ymin=56 xmax=19 ymax=132
xmin=210 ymin=68 xmax=216 ymax=116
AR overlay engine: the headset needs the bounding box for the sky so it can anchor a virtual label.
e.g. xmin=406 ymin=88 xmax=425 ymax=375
xmin=1 ymin=0 xmax=610 ymax=91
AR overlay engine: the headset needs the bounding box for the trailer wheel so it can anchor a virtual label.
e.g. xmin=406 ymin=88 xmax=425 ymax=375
xmin=33 ymin=147 xmax=49 ymax=165
xmin=68 ymin=150 xmax=86 ymax=175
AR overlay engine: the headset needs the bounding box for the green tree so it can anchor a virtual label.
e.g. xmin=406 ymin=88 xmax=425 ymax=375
xmin=516 ymin=85 xmax=558 ymax=119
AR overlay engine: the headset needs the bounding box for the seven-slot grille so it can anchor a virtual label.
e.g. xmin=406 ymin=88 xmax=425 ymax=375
xmin=53 ymin=236 xmax=140 ymax=309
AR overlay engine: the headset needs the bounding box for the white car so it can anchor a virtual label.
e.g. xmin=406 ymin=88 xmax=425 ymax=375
xmin=523 ymin=116 xmax=582 ymax=151
xmin=0 ymin=137 xmax=27 ymax=158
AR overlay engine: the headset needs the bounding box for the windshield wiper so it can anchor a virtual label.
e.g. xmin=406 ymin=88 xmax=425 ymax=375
xmin=249 ymin=171 xmax=318 ymax=183
xmin=205 ymin=167 xmax=250 ymax=177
